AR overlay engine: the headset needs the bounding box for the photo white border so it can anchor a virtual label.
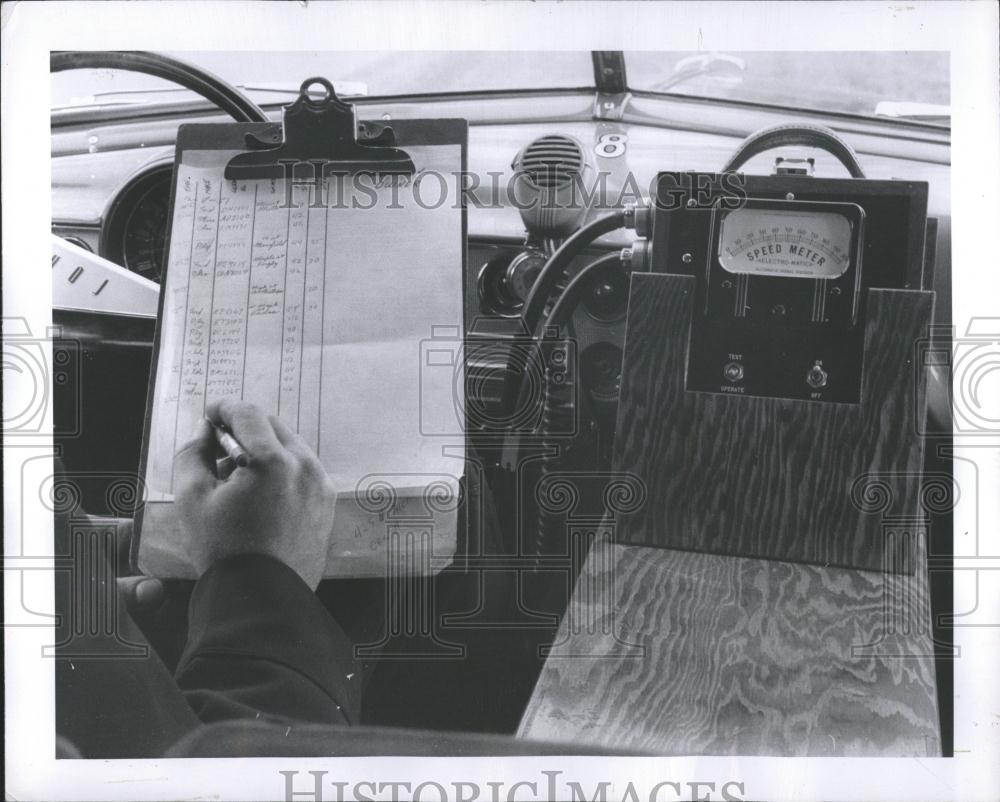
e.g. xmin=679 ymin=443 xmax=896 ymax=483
xmin=4 ymin=2 xmax=998 ymax=800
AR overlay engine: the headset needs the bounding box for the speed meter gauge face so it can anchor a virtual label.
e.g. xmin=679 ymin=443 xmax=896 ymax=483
xmin=718 ymin=207 xmax=853 ymax=279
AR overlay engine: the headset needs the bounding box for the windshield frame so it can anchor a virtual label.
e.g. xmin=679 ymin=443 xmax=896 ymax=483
xmin=50 ymin=49 xmax=950 ymax=133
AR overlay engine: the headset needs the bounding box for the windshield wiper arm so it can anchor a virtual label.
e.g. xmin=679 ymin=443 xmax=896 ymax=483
xmin=874 ymin=100 xmax=950 ymax=124
xmin=647 ymin=53 xmax=746 ymax=93
xmin=237 ymin=82 xmax=368 ymax=98
xmin=52 ymin=81 xmax=368 ymax=112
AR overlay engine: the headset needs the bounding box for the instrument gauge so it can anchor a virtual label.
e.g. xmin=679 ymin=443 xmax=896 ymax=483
xmin=120 ymin=180 xmax=170 ymax=283
xmin=505 ymin=250 xmax=547 ymax=303
xmin=718 ymin=207 xmax=853 ymax=279
xmin=101 ymin=165 xmax=173 ymax=284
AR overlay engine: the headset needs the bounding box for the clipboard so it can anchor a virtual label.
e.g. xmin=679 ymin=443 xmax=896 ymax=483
xmin=133 ymin=79 xmax=470 ymax=580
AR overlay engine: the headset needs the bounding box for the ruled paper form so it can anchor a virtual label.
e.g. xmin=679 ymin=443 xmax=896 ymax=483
xmin=140 ymin=145 xmax=464 ymax=578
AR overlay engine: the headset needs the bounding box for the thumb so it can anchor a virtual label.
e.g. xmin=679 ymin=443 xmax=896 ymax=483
xmin=117 ymin=576 xmax=166 ymax=615
xmin=174 ymin=418 xmax=218 ymax=500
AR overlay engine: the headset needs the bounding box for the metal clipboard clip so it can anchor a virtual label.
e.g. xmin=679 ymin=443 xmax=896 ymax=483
xmin=224 ymin=76 xmax=416 ymax=180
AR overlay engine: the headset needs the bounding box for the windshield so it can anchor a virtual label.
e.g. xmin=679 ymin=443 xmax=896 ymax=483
xmin=50 ymin=51 xmax=596 ymax=109
xmin=51 ymin=50 xmax=949 ymax=125
xmin=627 ymin=51 xmax=949 ymax=121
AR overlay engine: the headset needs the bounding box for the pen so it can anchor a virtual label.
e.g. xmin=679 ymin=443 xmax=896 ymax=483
xmin=211 ymin=421 xmax=250 ymax=468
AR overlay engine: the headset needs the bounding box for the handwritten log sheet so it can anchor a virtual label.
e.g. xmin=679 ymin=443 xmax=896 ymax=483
xmin=138 ymin=146 xmax=464 ymax=579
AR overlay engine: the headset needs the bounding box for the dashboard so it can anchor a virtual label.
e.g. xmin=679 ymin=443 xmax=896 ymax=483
xmin=52 ymin=94 xmax=952 ymax=253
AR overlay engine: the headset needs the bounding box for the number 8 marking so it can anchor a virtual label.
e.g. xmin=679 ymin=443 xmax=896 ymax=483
xmin=595 ymin=133 xmax=627 ymax=158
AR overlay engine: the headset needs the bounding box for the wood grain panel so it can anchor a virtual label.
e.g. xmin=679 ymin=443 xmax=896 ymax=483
xmin=613 ymin=274 xmax=934 ymax=573
xmin=518 ymin=537 xmax=940 ymax=756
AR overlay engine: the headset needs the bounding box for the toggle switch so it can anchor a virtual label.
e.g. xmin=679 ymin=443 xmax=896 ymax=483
xmin=723 ymin=361 xmax=744 ymax=383
xmin=806 ymin=363 xmax=828 ymax=389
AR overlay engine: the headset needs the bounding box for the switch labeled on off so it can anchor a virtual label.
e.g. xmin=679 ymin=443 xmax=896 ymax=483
xmin=806 ymin=363 xmax=829 ymax=389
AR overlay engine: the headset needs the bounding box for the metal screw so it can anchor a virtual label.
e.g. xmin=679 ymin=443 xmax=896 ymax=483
xmin=681 ymin=253 xmax=693 ymax=264
xmin=785 ymin=192 xmax=795 ymax=201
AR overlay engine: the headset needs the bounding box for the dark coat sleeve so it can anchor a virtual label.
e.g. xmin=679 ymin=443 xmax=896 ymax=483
xmin=55 ymin=513 xmax=202 ymax=759
xmin=175 ymin=553 xmax=361 ymax=726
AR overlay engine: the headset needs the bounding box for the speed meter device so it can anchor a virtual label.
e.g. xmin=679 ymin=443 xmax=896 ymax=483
xmin=648 ymin=172 xmax=928 ymax=404
xmin=616 ymin=171 xmax=934 ymax=572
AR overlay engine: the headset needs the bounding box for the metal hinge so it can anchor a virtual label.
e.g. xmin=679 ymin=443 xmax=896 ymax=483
xmin=594 ymin=91 xmax=631 ymax=121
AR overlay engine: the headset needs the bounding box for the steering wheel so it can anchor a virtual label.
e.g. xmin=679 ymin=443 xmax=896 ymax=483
xmin=722 ymin=122 xmax=867 ymax=178
xmin=50 ymin=50 xmax=268 ymax=123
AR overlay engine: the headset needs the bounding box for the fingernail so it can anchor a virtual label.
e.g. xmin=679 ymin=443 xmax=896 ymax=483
xmin=135 ymin=580 xmax=163 ymax=606
xmin=216 ymin=456 xmax=235 ymax=480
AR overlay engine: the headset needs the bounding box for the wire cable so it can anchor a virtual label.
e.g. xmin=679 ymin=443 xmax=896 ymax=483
xmin=519 ymin=211 xmax=627 ymax=338
xmin=510 ymin=251 xmax=625 ymax=438
xmin=504 ymin=213 xmax=627 ymax=417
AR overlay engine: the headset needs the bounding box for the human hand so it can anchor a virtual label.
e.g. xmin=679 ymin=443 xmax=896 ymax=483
xmin=174 ymin=401 xmax=336 ymax=589
xmin=118 ymin=574 xmax=166 ymax=613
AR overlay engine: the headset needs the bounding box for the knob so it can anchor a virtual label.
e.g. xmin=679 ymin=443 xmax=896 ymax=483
xmin=806 ymin=363 xmax=828 ymax=389
xmin=505 ymin=250 xmax=547 ymax=303
xmin=583 ymin=263 xmax=629 ymax=321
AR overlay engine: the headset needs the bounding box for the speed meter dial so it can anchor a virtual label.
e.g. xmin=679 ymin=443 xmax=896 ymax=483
xmin=718 ymin=207 xmax=853 ymax=279
xmin=706 ymin=198 xmax=865 ymax=327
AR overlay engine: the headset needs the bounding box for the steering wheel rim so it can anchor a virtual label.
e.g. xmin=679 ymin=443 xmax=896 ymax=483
xmin=722 ymin=122 xmax=867 ymax=178
xmin=51 ymin=50 xmax=268 ymax=124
